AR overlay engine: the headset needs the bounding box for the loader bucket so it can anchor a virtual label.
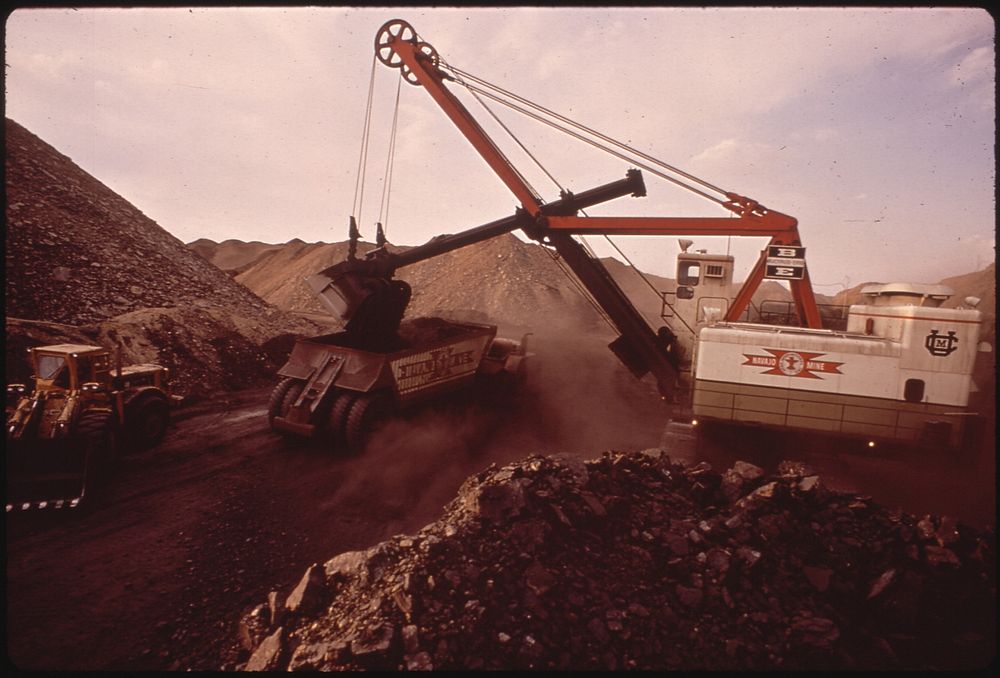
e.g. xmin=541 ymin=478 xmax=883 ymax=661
xmin=5 ymin=438 xmax=92 ymax=512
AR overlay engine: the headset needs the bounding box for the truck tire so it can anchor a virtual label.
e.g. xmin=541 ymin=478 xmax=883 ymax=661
xmin=327 ymin=391 xmax=356 ymax=451
xmin=127 ymin=395 xmax=170 ymax=450
xmin=268 ymin=378 xmax=298 ymax=426
xmin=268 ymin=380 xmax=305 ymax=439
xmin=280 ymin=381 xmax=304 ymax=417
xmin=344 ymin=394 xmax=391 ymax=454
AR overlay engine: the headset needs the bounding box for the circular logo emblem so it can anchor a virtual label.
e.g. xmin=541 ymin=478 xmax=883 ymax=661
xmin=778 ymin=352 xmax=805 ymax=376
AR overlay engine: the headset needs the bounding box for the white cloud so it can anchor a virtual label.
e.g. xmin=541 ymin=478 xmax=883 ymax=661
xmin=950 ymin=45 xmax=994 ymax=86
xmin=947 ymin=45 xmax=996 ymax=113
xmin=19 ymin=49 xmax=80 ymax=79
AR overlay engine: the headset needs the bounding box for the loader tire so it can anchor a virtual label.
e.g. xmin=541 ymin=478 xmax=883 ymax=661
xmin=344 ymin=394 xmax=391 ymax=454
xmin=327 ymin=391 xmax=356 ymax=451
xmin=127 ymin=395 xmax=170 ymax=450
xmin=78 ymin=410 xmax=119 ymax=458
xmin=268 ymin=378 xmax=298 ymax=426
xmin=76 ymin=411 xmax=119 ymax=509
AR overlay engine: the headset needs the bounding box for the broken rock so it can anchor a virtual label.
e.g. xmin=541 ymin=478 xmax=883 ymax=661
xmin=285 ymin=563 xmax=326 ymax=616
xmin=244 ymin=627 xmax=284 ymax=672
xmin=232 ymin=452 xmax=996 ymax=671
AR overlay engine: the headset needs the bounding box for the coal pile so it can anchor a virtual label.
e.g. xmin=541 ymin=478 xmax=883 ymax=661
xmin=236 ymin=451 xmax=995 ymax=671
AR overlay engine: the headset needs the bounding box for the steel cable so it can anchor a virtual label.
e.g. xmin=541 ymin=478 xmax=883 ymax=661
xmin=446 ymin=65 xmax=731 ymax=205
xmin=441 ymin=62 xmax=544 ymax=205
xmin=377 ymin=75 xmax=403 ymax=235
xmin=351 ymin=54 xmax=380 ymax=226
xmin=442 ymin=60 xmax=699 ymax=336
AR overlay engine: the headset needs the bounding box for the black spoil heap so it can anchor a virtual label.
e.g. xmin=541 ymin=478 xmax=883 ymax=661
xmin=237 ymin=451 xmax=996 ymax=671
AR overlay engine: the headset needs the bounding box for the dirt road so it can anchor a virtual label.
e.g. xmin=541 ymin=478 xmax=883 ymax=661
xmin=6 ymin=378 xmax=994 ymax=670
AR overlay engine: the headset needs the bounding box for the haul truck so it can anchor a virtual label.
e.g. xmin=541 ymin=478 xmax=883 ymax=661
xmin=268 ymin=317 xmax=527 ymax=452
xmin=286 ymin=19 xmax=990 ymax=457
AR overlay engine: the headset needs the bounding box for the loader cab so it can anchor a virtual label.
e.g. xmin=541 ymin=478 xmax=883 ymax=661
xmin=670 ymin=243 xmax=735 ymax=352
xmin=35 ymin=353 xmax=70 ymax=388
xmin=29 ymin=345 xmax=109 ymax=392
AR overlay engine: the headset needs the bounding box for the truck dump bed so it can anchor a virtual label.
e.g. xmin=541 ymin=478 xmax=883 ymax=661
xmin=277 ymin=317 xmax=498 ymax=407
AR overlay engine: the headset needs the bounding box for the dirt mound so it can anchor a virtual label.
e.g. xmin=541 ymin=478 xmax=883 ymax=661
xmin=235 ymin=452 xmax=995 ymax=671
xmin=5 ymin=118 xmax=275 ymax=326
xmin=401 ymin=233 xmax=611 ymax=331
xmin=194 ymin=232 xmax=843 ymax=336
xmin=4 ymin=118 xmax=320 ymax=395
xmin=186 ymin=238 xmax=287 ymax=276
xmin=234 ymin=240 xmax=370 ymax=314
xmin=202 ymin=232 xmax=671 ymax=333
xmin=215 ymin=233 xmax=614 ymax=330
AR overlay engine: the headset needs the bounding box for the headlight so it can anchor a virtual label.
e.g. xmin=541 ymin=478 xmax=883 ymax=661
xmin=81 ymin=382 xmax=101 ymax=392
xmin=7 ymin=384 xmax=26 ymax=394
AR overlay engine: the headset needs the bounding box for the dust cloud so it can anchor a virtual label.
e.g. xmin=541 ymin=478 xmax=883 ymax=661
xmin=275 ymin=323 xmax=995 ymax=544
xmin=511 ymin=329 xmax=671 ymax=453
xmin=307 ymin=328 xmax=674 ymax=539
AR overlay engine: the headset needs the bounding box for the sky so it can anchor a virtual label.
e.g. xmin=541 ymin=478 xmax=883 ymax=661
xmin=4 ymin=6 xmax=995 ymax=291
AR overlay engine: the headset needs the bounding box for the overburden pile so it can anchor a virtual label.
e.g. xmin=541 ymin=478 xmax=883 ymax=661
xmin=4 ymin=118 xmax=274 ymax=327
xmin=4 ymin=117 xmax=319 ymax=396
xmin=237 ymin=451 xmax=995 ymax=671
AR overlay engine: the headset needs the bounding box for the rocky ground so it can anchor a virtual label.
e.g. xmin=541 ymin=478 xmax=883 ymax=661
xmin=236 ymin=451 xmax=995 ymax=671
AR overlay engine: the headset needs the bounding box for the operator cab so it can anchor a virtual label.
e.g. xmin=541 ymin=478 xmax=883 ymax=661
xmin=36 ymin=354 xmax=69 ymax=386
xmin=30 ymin=344 xmax=109 ymax=390
xmin=671 ymin=240 xmax=735 ymax=339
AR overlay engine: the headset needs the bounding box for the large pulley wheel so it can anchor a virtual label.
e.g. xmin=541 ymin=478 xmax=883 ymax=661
xmin=401 ymin=42 xmax=439 ymax=85
xmin=375 ymin=20 xmax=440 ymax=86
xmin=375 ymin=19 xmax=416 ymax=67
xmin=344 ymin=394 xmax=391 ymax=454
